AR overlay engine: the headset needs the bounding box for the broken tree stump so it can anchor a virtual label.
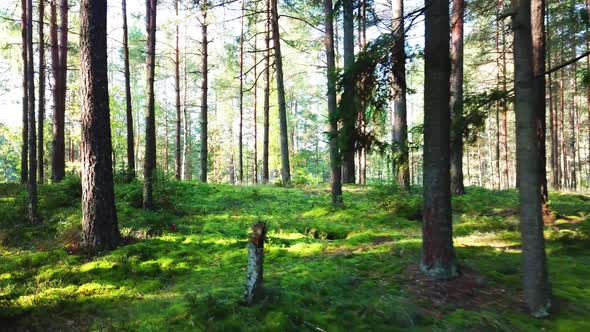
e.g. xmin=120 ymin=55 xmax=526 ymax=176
xmin=245 ymin=222 xmax=267 ymax=305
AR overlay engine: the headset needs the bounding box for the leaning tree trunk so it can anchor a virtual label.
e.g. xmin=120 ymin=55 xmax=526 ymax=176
xmin=80 ymin=0 xmax=120 ymax=251
xmin=143 ymin=0 xmax=157 ymax=210
xmin=341 ymin=0 xmax=356 ymax=184
xmin=20 ymin=0 xmax=28 ymax=185
xmin=270 ymin=0 xmax=291 ymax=184
xmin=324 ymin=0 xmax=343 ymax=206
xmin=38 ymin=0 xmax=46 ymax=183
xmin=200 ymin=1 xmax=208 ymax=183
xmin=26 ymin=0 xmax=38 ymax=224
xmin=421 ymin=0 xmax=458 ymax=280
xmin=512 ymin=0 xmax=551 ymax=317
xmin=262 ymin=0 xmax=270 ymax=184
xmin=122 ymin=0 xmax=135 ymax=179
xmin=450 ymin=0 xmax=465 ymax=195
xmin=175 ymin=0 xmax=182 ymax=181
xmin=391 ymin=0 xmax=410 ymax=190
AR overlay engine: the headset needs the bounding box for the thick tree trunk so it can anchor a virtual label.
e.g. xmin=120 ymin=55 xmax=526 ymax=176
xmin=450 ymin=0 xmax=465 ymax=195
xmin=239 ymin=0 xmax=245 ymax=184
xmin=21 ymin=0 xmax=28 ymax=185
xmin=200 ymin=2 xmax=209 ymax=183
xmin=341 ymin=0 xmax=356 ymax=184
xmin=270 ymin=0 xmax=291 ymax=184
xmin=26 ymin=0 xmax=38 ymax=223
xmin=421 ymin=0 xmax=457 ymax=280
xmin=262 ymin=0 xmax=270 ymax=184
xmin=38 ymin=0 xmax=46 ymax=183
xmin=51 ymin=0 xmax=67 ymax=183
xmin=143 ymin=0 xmax=157 ymax=210
xmin=175 ymin=0 xmax=182 ymax=181
xmin=122 ymin=0 xmax=135 ymax=180
xmin=324 ymin=0 xmax=343 ymax=206
xmin=512 ymin=0 xmax=551 ymax=317
xmin=391 ymin=0 xmax=410 ymax=191
xmin=80 ymin=0 xmax=120 ymax=251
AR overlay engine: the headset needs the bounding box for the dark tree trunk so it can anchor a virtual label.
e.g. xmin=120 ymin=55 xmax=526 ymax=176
xmin=200 ymin=2 xmax=208 ymax=183
xmin=270 ymin=0 xmax=291 ymax=184
xmin=21 ymin=0 xmax=28 ymax=185
xmin=38 ymin=0 xmax=46 ymax=183
xmin=262 ymin=0 xmax=270 ymax=183
xmin=450 ymin=0 xmax=465 ymax=195
xmin=143 ymin=0 xmax=157 ymax=210
xmin=253 ymin=17 xmax=258 ymax=184
xmin=391 ymin=0 xmax=410 ymax=191
xmin=80 ymin=0 xmax=120 ymax=251
xmin=421 ymin=0 xmax=458 ymax=280
xmin=239 ymin=0 xmax=245 ymax=184
xmin=122 ymin=0 xmax=135 ymax=179
xmin=324 ymin=0 xmax=343 ymax=206
xmin=51 ymin=0 xmax=67 ymax=183
xmin=547 ymin=1 xmax=558 ymax=189
xmin=341 ymin=0 xmax=356 ymax=184
xmin=175 ymin=0 xmax=182 ymax=181
xmin=26 ymin=0 xmax=38 ymax=223
xmin=512 ymin=0 xmax=552 ymax=317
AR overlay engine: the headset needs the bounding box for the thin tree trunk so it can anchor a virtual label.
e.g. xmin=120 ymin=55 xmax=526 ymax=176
xmin=570 ymin=63 xmax=578 ymax=190
xmin=421 ymin=0 xmax=457 ymax=280
xmin=262 ymin=0 xmax=270 ymax=183
xmin=271 ymin=0 xmax=291 ymax=184
xmin=80 ymin=0 xmax=120 ymax=251
xmin=38 ymin=0 xmax=46 ymax=183
xmin=341 ymin=0 xmax=356 ymax=184
xmin=26 ymin=0 xmax=38 ymax=223
xmin=175 ymin=0 xmax=182 ymax=180
xmin=450 ymin=0 xmax=465 ymax=195
xmin=200 ymin=1 xmax=209 ymax=183
xmin=253 ymin=13 xmax=258 ymax=184
xmin=21 ymin=0 xmax=28 ymax=185
xmin=143 ymin=0 xmax=157 ymax=210
xmin=239 ymin=0 xmax=245 ymax=184
xmin=547 ymin=0 xmax=557 ymax=189
xmin=391 ymin=0 xmax=410 ymax=190
xmin=182 ymin=38 xmax=192 ymax=180
xmin=513 ymin=0 xmax=551 ymax=316
xmin=122 ymin=0 xmax=135 ymax=180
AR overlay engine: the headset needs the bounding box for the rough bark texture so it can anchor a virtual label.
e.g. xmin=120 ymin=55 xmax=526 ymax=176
xmin=262 ymin=0 xmax=270 ymax=184
xmin=143 ymin=0 xmax=157 ymax=210
xmin=51 ymin=0 xmax=67 ymax=183
xmin=341 ymin=0 xmax=356 ymax=184
xmin=512 ymin=0 xmax=552 ymax=317
xmin=175 ymin=0 xmax=182 ymax=181
xmin=80 ymin=0 xmax=120 ymax=252
xmin=26 ymin=0 xmax=38 ymax=224
xmin=38 ymin=0 xmax=46 ymax=183
xmin=450 ymin=0 xmax=465 ymax=195
xmin=271 ymin=0 xmax=291 ymax=184
xmin=324 ymin=0 xmax=343 ymax=206
xmin=245 ymin=223 xmax=266 ymax=305
xmin=421 ymin=0 xmax=458 ymax=280
xmin=20 ymin=0 xmax=28 ymax=185
xmin=391 ymin=0 xmax=410 ymax=190
xmin=200 ymin=2 xmax=208 ymax=183
xmin=122 ymin=0 xmax=135 ymax=180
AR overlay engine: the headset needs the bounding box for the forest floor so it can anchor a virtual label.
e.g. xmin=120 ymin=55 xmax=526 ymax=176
xmin=0 ymin=177 xmax=589 ymax=331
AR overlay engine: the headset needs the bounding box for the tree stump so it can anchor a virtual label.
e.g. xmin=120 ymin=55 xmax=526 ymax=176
xmin=245 ymin=222 xmax=266 ymax=305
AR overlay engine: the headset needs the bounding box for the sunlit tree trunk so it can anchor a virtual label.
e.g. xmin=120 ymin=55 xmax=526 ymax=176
xmin=262 ymin=0 xmax=270 ymax=183
xmin=175 ymin=0 xmax=182 ymax=180
xmin=143 ymin=0 xmax=157 ymax=210
xmin=421 ymin=0 xmax=458 ymax=280
xmin=200 ymin=1 xmax=209 ymax=183
xmin=122 ymin=0 xmax=135 ymax=180
xmin=239 ymin=0 xmax=245 ymax=183
xmin=450 ymin=0 xmax=465 ymax=195
xmin=512 ymin=0 xmax=551 ymax=316
xmin=21 ymin=0 xmax=28 ymax=185
xmin=38 ymin=0 xmax=46 ymax=183
xmin=80 ymin=0 xmax=120 ymax=251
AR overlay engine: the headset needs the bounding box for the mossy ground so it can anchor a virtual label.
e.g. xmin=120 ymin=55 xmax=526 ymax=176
xmin=0 ymin=178 xmax=589 ymax=331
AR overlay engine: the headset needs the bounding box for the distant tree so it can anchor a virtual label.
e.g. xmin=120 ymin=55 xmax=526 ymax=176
xmin=79 ymin=0 xmax=120 ymax=251
xmin=239 ymin=0 xmax=245 ymax=183
xmin=421 ymin=0 xmax=458 ymax=279
xmin=143 ymin=0 xmax=157 ymax=209
xmin=122 ymin=0 xmax=135 ymax=179
xmin=200 ymin=0 xmax=209 ymax=183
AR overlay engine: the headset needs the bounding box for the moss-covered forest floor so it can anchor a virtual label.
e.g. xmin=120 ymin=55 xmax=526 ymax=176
xmin=0 ymin=178 xmax=589 ymax=331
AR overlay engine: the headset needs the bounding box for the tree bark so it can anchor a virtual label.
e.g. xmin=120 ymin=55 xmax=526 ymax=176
xmin=421 ymin=0 xmax=458 ymax=280
xmin=143 ymin=0 xmax=157 ymax=210
xmin=450 ymin=0 xmax=465 ymax=195
xmin=341 ymin=0 xmax=356 ymax=184
xmin=512 ymin=0 xmax=551 ymax=317
xmin=200 ymin=1 xmax=209 ymax=183
xmin=51 ymin=0 xmax=67 ymax=183
xmin=122 ymin=0 xmax=135 ymax=180
xmin=80 ymin=0 xmax=120 ymax=251
xmin=175 ymin=0 xmax=182 ymax=181
xmin=38 ymin=0 xmax=46 ymax=183
xmin=239 ymin=0 xmax=245 ymax=184
xmin=547 ymin=0 xmax=558 ymax=189
xmin=253 ymin=12 xmax=258 ymax=184
xmin=26 ymin=0 xmax=38 ymax=223
xmin=324 ymin=0 xmax=343 ymax=206
xmin=391 ymin=0 xmax=410 ymax=191
xmin=270 ymin=0 xmax=291 ymax=184
xmin=21 ymin=0 xmax=28 ymax=185
xmin=244 ymin=223 xmax=266 ymax=305
xmin=262 ymin=0 xmax=270 ymax=183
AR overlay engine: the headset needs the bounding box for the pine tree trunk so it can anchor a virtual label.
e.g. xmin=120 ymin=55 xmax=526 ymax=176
xmin=270 ymin=0 xmax=291 ymax=184
xmin=80 ymin=0 xmax=120 ymax=251
xmin=547 ymin=1 xmax=558 ymax=189
xmin=570 ymin=63 xmax=578 ymax=190
xmin=262 ymin=0 xmax=270 ymax=184
xmin=200 ymin=2 xmax=209 ymax=183
xmin=122 ymin=0 xmax=135 ymax=180
xmin=51 ymin=0 xmax=67 ymax=183
xmin=239 ymin=0 xmax=245 ymax=184
xmin=253 ymin=16 xmax=258 ymax=184
xmin=21 ymin=0 xmax=28 ymax=185
xmin=175 ymin=0 xmax=182 ymax=181
xmin=512 ymin=0 xmax=551 ymax=317
xmin=324 ymin=0 xmax=343 ymax=205
xmin=341 ymin=0 xmax=356 ymax=184
xmin=143 ymin=0 xmax=157 ymax=210
xmin=450 ymin=0 xmax=465 ymax=195
xmin=421 ymin=0 xmax=457 ymax=280
xmin=391 ymin=0 xmax=410 ymax=191
xmin=38 ymin=0 xmax=46 ymax=183
xmin=26 ymin=0 xmax=38 ymax=223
